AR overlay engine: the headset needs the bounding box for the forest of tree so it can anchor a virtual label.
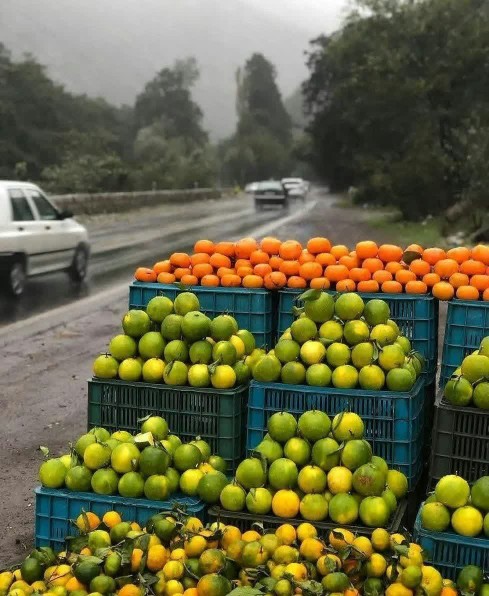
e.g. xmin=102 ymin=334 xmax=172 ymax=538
xmin=303 ymin=0 xmax=489 ymax=221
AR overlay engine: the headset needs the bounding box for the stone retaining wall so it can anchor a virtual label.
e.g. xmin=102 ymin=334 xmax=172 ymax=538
xmin=50 ymin=188 xmax=227 ymax=216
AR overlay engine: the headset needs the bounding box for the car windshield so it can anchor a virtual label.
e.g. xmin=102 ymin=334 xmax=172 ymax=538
xmin=256 ymin=182 xmax=283 ymax=192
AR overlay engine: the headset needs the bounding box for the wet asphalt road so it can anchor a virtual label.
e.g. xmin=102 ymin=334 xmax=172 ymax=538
xmin=0 ymin=193 xmax=301 ymax=325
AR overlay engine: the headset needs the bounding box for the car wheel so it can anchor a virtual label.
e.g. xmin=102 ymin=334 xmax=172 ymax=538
xmin=8 ymin=260 xmax=26 ymax=297
xmin=69 ymin=245 xmax=89 ymax=282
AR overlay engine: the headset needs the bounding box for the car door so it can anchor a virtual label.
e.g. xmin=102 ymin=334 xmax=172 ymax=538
xmin=7 ymin=188 xmax=47 ymax=275
xmin=24 ymin=188 xmax=75 ymax=271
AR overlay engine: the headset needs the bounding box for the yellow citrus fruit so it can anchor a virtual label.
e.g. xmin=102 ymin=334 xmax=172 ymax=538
xmin=75 ymin=512 xmax=100 ymax=532
xmin=102 ymin=511 xmax=122 ymax=529
xmin=44 ymin=566 xmax=72 ymax=587
xmin=241 ymin=530 xmax=261 ymax=542
xmin=299 ymin=538 xmax=325 ymax=563
xmin=366 ymin=553 xmax=387 ymax=578
xmin=317 ymin=554 xmax=341 ymax=576
xmin=272 ymin=490 xmax=300 ymax=518
xmin=170 ymin=548 xmax=186 ymax=562
xmin=327 ymin=467 xmax=353 ymax=494
xmin=328 ymin=528 xmax=354 ymax=550
xmin=184 ymin=535 xmax=208 ymax=558
xmin=221 ymin=526 xmax=242 ymax=550
xmin=285 ymin=562 xmax=308 ymax=581
xmin=297 ymin=522 xmax=318 ymax=542
xmin=131 ymin=549 xmax=144 ymax=573
xmin=385 ymin=583 xmax=413 ymax=596
xmin=353 ymin=536 xmax=373 ymax=558
xmin=421 ymin=566 xmax=444 ymax=596
xmin=371 ymin=528 xmax=391 ymax=551
xmin=163 ymin=561 xmax=184 ymax=580
xmin=275 ymin=524 xmax=297 ymax=546
xmin=147 ymin=545 xmax=168 ymax=572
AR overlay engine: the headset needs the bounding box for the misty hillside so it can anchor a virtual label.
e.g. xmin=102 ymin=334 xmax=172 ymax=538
xmin=0 ymin=0 xmax=343 ymax=138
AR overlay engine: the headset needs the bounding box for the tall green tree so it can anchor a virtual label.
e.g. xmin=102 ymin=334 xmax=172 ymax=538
xmin=134 ymin=57 xmax=207 ymax=147
xmin=304 ymin=0 xmax=489 ymax=220
xmin=237 ymin=53 xmax=292 ymax=144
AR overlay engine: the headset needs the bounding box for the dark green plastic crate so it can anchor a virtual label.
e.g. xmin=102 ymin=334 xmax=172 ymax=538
xmin=277 ymin=289 xmax=438 ymax=382
xmin=88 ymin=379 xmax=248 ymax=474
xmin=429 ymin=390 xmax=489 ymax=487
xmin=129 ymin=282 xmax=273 ymax=348
xmin=208 ymin=500 xmax=407 ymax=536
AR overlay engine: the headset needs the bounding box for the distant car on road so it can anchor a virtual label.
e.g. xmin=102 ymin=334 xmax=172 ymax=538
xmin=253 ymin=180 xmax=289 ymax=211
xmin=244 ymin=181 xmax=260 ymax=194
xmin=281 ymin=177 xmax=308 ymax=202
xmin=0 ymin=181 xmax=90 ymax=296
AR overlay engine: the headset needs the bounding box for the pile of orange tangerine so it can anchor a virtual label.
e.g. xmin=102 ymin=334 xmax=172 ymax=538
xmin=134 ymin=237 xmax=489 ymax=301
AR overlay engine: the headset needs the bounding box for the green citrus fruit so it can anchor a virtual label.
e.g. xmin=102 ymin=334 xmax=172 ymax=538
xmin=328 ymin=493 xmax=359 ymax=524
xmin=452 ymin=506 xmax=484 ymax=537
xmin=344 ymin=320 xmax=370 ymax=346
xmin=174 ymin=292 xmax=200 ymax=315
xmin=160 ymin=314 xmax=183 ymax=340
xmin=181 ymin=311 xmax=211 ymax=342
xmin=267 ymin=412 xmax=297 ymax=442
xmin=173 ymin=444 xmax=202 ymax=471
xmin=341 ymin=439 xmax=372 ymax=470
xmin=304 ymin=292 xmax=335 ymax=323
xmin=83 ymin=443 xmax=111 ymax=471
xmin=326 ymin=342 xmax=351 ymax=367
xmin=237 ymin=329 xmax=256 ymax=355
xmin=246 ymin=487 xmax=273 ymax=514
xmin=146 ymin=296 xmax=173 ymax=323
xmin=118 ymin=358 xmax=142 ymax=381
xmin=461 ymin=354 xmax=489 ymax=384
xmin=319 ymin=320 xmax=344 ymax=343
xmin=435 ymin=475 xmax=470 ymax=508
xmin=109 ymin=334 xmax=137 ymax=360
xmin=122 ymin=310 xmax=151 ymax=338
xmin=189 ymin=340 xmax=213 ymax=364
xmin=473 ymin=382 xmax=489 ymax=409
xmin=197 ymin=471 xmax=228 ymax=504
xmin=359 ymin=365 xmax=385 ymax=390
xmin=220 ymin=483 xmax=246 ymax=511
xmin=306 ymin=363 xmax=332 ymax=386
xmin=254 ymin=438 xmax=283 ymax=464
xmin=352 ymin=463 xmax=386 ymax=496
xmin=275 ymin=339 xmax=301 ymax=363
xmin=300 ymin=340 xmax=326 ymax=365
xmin=370 ymin=324 xmax=398 ymax=347
xmin=364 ymin=299 xmax=390 ymax=326
xmin=283 ymin=437 xmax=310 ymax=466
xmin=118 ymin=471 xmax=145 ymax=498
xmin=210 ymin=315 xmax=238 ymax=341
xmin=39 ymin=458 xmax=67 ymax=488
xmin=236 ymin=457 xmax=267 ymax=489
xmin=352 ymin=342 xmax=375 ymax=368
xmin=290 ymin=317 xmax=318 ymax=344
xmin=65 ymin=465 xmax=92 ymax=492
xmin=386 ymin=367 xmax=415 ymax=391
xmin=332 ymin=412 xmax=364 ymax=441
xmin=298 ymin=410 xmax=331 ymax=441
xmin=91 ymin=468 xmax=119 ymax=494
xmin=332 ymin=364 xmax=358 ymax=388
xmin=421 ymin=501 xmax=451 ymax=531
xmin=359 ymin=496 xmax=391 ymax=527
xmin=188 ymin=363 xmax=211 ymax=387
xmin=386 ymin=469 xmax=408 ymax=498
xmin=163 ymin=360 xmax=188 ymax=385
xmin=378 ymin=344 xmax=406 ymax=370
xmin=141 ymin=416 xmax=168 ymax=440
xmin=142 ymin=358 xmax=165 ymax=383
xmin=93 ymin=354 xmax=119 ymax=379
xmin=311 ymin=438 xmax=341 ymax=471
xmin=139 ymin=445 xmax=171 ymax=477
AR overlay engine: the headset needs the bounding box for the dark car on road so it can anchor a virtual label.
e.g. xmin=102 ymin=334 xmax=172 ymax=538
xmin=253 ymin=180 xmax=289 ymax=211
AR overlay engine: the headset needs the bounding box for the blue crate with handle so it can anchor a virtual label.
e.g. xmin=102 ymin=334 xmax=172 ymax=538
xmin=35 ymin=486 xmax=206 ymax=550
xmin=246 ymin=377 xmax=425 ymax=489
xmin=129 ymin=282 xmax=274 ymax=348
xmin=440 ymin=299 xmax=489 ymax=387
xmin=413 ymin=504 xmax=489 ymax=580
xmin=277 ymin=289 xmax=438 ymax=382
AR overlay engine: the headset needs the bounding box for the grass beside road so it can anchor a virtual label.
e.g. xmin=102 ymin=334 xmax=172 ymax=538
xmin=334 ymin=196 xmax=445 ymax=247
xmin=368 ymin=212 xmax=445 ymax=248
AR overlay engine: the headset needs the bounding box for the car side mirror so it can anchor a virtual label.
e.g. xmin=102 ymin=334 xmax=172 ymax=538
xmin=58 ymin=209 xmax=73 ymax=220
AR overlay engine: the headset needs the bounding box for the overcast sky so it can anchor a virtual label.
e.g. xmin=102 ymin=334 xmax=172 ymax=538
xmin=0 ymin=0 xmax=351 ymax=137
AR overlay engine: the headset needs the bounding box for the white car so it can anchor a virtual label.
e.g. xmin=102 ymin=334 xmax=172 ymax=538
xmin=281 ymin=177 xmax=308 ymax=201
xmin=244 ymin=182 xmax=260 ymax=194
xmin=0 ymin=181 xmax=90 ymax=296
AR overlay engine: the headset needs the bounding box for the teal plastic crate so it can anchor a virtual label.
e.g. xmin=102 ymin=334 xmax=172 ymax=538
xmin=88 ymin=379 xmax=248 ymax=474
xmin=440 ymin=300 xmax=489 ymax=387
xmin=277 ymin=290 xmax=438 ymax=381
xmin=246 ymin=377 xmax=425 ymax=489
xmin=35 ymin=487 xmax=205 ymax=550
xmin=413 ymin=505 xmax=489 ymax=580
xmin=129 ymin=282 xmax=273 ymax=348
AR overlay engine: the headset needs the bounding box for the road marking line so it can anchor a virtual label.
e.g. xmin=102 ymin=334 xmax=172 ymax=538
xmin=1 ymin=199 xmax=318 ymax=341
